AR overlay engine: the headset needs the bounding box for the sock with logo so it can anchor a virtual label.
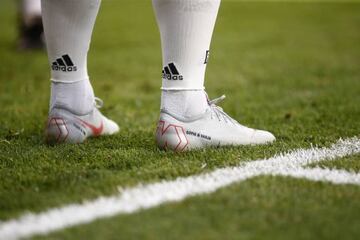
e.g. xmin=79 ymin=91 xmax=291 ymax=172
xmin=41 ymin=0 xmax=101 ymax=114
xmin=153 ymin=0 xmax=221 ymax=117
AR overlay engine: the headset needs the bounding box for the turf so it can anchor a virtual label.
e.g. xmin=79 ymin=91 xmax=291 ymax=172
xmin=0 ymin=0 xmax=360 ymax=239
xmin=36 ymin=176 xmax=360 ymax=240
xmin=310 ymin=154 xmax=360 ymax=172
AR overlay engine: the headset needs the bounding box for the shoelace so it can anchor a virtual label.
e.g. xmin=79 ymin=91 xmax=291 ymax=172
xmin=94 ymin=97 xmax=104 ymax=109
xmin=208 ymin=95 xmax=239 ymax=125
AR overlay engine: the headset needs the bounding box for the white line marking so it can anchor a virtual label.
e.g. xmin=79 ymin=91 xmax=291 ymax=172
xmin=0 ymin=137 xmax=359 ymax=240
xmin=274 ymin=167 xmax=360 ymax=185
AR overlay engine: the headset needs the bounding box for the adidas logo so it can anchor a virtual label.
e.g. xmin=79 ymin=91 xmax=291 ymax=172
xmin=51 ymin=54 xmax=77 ymax=72
xmin=162 ymin=62 xmax=183 ymax=81
xmin=204 ymin=50 xmax=210 ymax=64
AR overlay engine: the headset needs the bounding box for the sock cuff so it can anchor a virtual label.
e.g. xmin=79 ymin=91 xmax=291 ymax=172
xmin=161 ymin=87 xmax=205 ymax=91
xmin=50 ymin=77 xmax=89 ymax=84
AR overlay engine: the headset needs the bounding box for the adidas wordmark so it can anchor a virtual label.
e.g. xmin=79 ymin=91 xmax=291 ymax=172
xmin=162 ymin=62 xmax=183 ymax=81
xmin=51 ymin=54 xmax=77 ymax=72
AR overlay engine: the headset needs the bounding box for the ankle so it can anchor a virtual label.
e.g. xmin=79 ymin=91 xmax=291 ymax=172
xmin=50 ymin=78 xmax=95 ymax=115
xmin=161 ymin=90 xmax=209 ymax=118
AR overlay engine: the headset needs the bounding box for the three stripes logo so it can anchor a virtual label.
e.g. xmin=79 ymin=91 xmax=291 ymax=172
xmin=162 ymin=62 xmax=183 ymax=81
xmin=52 ymin=54 xmax=77 ymax=72
xmin=204 ymin=50 xmax=210 ymax=64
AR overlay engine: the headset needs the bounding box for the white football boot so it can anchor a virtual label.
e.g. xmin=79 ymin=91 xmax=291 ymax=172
xmin=156 ymin=95 xmax=275 ymax=151
xmin=46 ymin=98 xmax=119 ymax=144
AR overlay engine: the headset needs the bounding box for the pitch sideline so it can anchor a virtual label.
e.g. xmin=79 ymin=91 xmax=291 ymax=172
xmin=0 ymin=137 xmax=359 ymax=240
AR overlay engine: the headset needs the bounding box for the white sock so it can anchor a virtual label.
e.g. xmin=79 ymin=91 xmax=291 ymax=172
xmin=50 ymin=79 xmax=95 ymax=114
xmin=41 ymin=0 xmax=100 ymax=114
xmin=153 ymin=0 xmax=221 ymax=117
xmin=161 ymin=90 xmax=209 ymax=118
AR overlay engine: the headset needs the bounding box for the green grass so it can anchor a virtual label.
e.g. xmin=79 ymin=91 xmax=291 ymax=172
xmin=311 ymin=154 xmax=360 ymax=172
xmin=36 ymin=177 xmax=360 ymax=240
xmin=0 ymin=0 xmax=360 ymax=239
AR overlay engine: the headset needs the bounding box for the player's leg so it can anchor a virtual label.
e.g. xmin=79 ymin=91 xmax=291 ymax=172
xmin=153 ymin=0 xmax=275 ymax=151
xmin=42 ymin=0 xmax=119 ymax=144
xmin=19 ymin=0 xmax=44 ymax=49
